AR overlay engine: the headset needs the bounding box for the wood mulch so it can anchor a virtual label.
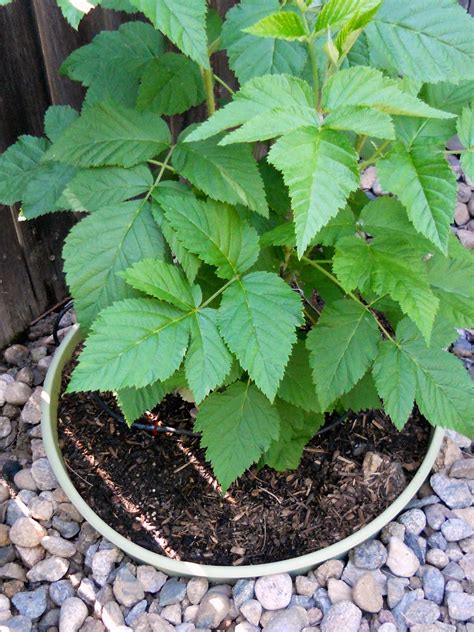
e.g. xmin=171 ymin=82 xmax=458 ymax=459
xmin=58 ymin=360 xmax=430 ymax=566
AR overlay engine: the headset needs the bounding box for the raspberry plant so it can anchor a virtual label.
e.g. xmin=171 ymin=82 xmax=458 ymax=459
xmin=1 ymin=0 xmax=474 ymax=490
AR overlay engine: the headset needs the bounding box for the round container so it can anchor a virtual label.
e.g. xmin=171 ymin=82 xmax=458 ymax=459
xmin=42 ymin=325 xmax=444 ymax=581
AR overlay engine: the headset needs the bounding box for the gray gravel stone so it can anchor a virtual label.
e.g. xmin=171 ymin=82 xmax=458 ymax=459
xmin=195 ymin=591 xmax=230 ymax=628
xmin=5 ymin=382 xmax=32 ymax=406
xmin=426 ymin=548 xmax=449 ymax=568
xmin=386 ymin=537 xmax=420 ymax=577
xmin=262 ymin=607 xmax=308 ymax=632
xmin=52 ymin=516 xmax=80 ymax=539
xmin=233 ymin=579 xmax=255 ymax=609
xmin=26 ymin=556 xmax=69 ymax=582
xmin=0 ymin=417 xmax=12 ymax=439
xmin=441 ymin=518 xmax=473 ymax=541
xmin=102 ymin=600 xmax=125 ymax=630
xmin=446 ymin=591 xmax=474 ymax=621
xmin=186 ymin=577 xmax=208 ymax=605
xmin=125 ymin=599 xmax=147 ymax=626
xmin=41 ymin=535 xmax=77 ymax=557
xmin=315 ymin=560 xmax=344 ymax=586
xmin=30 ymin=457 xmax=58 ymax=491
xmin=20 ymin=388 xmax=42 ymax=425
xmin=404 ymin=599 xmax=441 ymax=625
xmin=430 ymin=473 xmax=472 ymax=509
xmin=386 ymin=578 xmax=408 ymax=609
xmin=3 ymin=615 xmax=32 ymax=631
xmin=9 ymin=517 xmax=46 ymax=548
xmin=113 ymin=566 xmax=145 ymax=607
xmin=91 ymin=547 xmax=120 ymax=585
xmin=450 ymin=458 xmax=474 ymax=479
xmin=240 ymin=599 xmax=262 ymax=626
xmin=405 ymin=533 xmax=426 ymax=564
xmin=295 ymin=575 xmax=318 ymax=597
xmin=352 ymin=539 xmax=387 ymax=570
xmin=59 ymin=597 xmax=89 ymax=632
xmin=11 ymin=586 xmax=47 ymax=619
xmin=49 ymin=579 xmax=75 ymax=606
xmin=422 ymin=566 xmax=445 ymax=605
xmin=159 ymin=578 xmax=187 ymax=607
xmin=320 ymin=601 xmax=362 ymax=632
xmin=4 ymin=345 xmax=29 ymax=367
xmin=255 ymin=573 xmax=292 ymax=610
xmin=136 ymin=565 xmax=167 ymax=594
xmin=398 ymin=509 xmax=427 ymax=535
xmin=352 ymin=573 xmax=383 ymax=613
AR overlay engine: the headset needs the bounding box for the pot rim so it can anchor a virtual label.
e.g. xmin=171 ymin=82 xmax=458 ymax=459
xmin=41 ymin=324 xmax=444 ymax=581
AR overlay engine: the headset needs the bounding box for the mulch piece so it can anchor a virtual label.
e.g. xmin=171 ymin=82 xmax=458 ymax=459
xmin=58 ymin=358 xmax=430 ymax=566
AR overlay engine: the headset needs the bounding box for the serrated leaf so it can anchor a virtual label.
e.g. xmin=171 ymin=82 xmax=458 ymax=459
xmin=22 ymin=163 xmax=76 ymax=218
xmin=340 ymin=371 xmax=381 ymax=413
xmin=156 ymin=189 xmax=260 ymax=280
xmin=44 ymin=105 xmax=79 ymax=142
xmin=322 ymin=67 xmax=455 ymax=119
xmin=262 ymin=400 xmax=323 ymax=472
xmin=260 ymin=223 xmax=296 ymax=248
xmin=277 ymin=339 xmax=320 ymax=412
xmin=377 ymin=142 xmax=457 ymax=254
xmin=244 ymin=11 xmax=307 ymax=41
xmin=45 ymin=101 xmax=170 ymax=168
xmin=259 ymin=161 xmax=291 ymax=216
xmin=61 ymin=20 xmax=165 ymax=108
xmin=218 ymin=272 xmax=303 ymax=401
xmin=185 ymin=308 xmax=233 ymax=404
xmin=365 ymin=0 xmax=474 ymax=84
xmin=137 ymin=53 xmax=205 ymax=116
xmin=128 ymin=0 xmax=209 ymax=68
xmin=63 ymin=200 xmax=166 ymax=330
xmin=221 ymin=0 xmax=306 ymax=84
xmin=195 ymin=381 xmax=280 ymax=491
xmin=396 ymin=318 xmax=474 ymax=436
xmin=312 ymin=206 xmax=356 ymax=247
xmin=421 ymin=81 xmax=474 ymax=116
xmin=116 ymin=380 xmax=167 ymax=426
xmin=64 ymin=164 xmax=152 ymax=212
xmin=428 ymin=238 xmax=474 ymax=329
xmin=100 ymin=0 xmax=137 ymax=12
xmin=186 ymin=74 xmax=317 ymax=145
xmin=0 ymin=136 xmax=48 ymax=205
xmin=323 ymin=106 xmax=395 ymax=139
xmin=172 ymin=136 xmax=268 ymax=216
xmin=315 ymin=0 xmax=381 ymax=32
xmin=333 ymin=234 xmax=439 ymax=343
xmin=56 ymin=0 xmax=98 ymax=29
xmin=122 ymin=259 xmax=195 ymax=311
xmin=457 ymin=106 xmax=474 ymax=181
xmin=306 ymin=299 xmax=380 ymax=410
xmin=68 ymin=298 xmax=192 ymax=392
xmin=372 ymin=341 xmax=416 ymax=429
xmin=268 ymin=127 xmax=359 ymax=257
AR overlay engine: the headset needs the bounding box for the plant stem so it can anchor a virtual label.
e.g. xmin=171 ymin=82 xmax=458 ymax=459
xmin=202 ymin=67 xmax=216 ymax=117
xmin=359 ymin=140 xmax=392 ymax=170
xmin=145 ymin=146 xmax=175 ymax=202
xmin=214 ymin=73 xmax=235 ymax=96
xmin=307 ymin=39 xmax=320 ymax=110
xmin=302 ymin=256 xmax=398 ymax=345
xmin=356 ymin=135 xmax=368 ymax=154
xmin=445 ymin=148 xmax=472 ymax=154
xmin=200 ymin=276 xmax=239 ymax=309
xmin=147 ymin=159 xmax=176 ymax=173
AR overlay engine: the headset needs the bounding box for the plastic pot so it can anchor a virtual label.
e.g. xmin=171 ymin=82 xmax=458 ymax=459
xmin=41 ymin=325 xmax=444 ymax=581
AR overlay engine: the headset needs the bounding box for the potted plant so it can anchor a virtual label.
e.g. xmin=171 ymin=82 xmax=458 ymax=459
xmin=1 ymin=0 xmax=473 ymax=580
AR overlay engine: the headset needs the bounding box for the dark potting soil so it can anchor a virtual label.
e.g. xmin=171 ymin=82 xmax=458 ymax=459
xmin=58 ymin=360 xmax=430 ymax=566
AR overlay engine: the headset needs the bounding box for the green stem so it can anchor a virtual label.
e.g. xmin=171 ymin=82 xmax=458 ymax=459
xmin=145 ymin=146 xmax=175 ymax=202
xmin=359 ymin=140 xmax=392 ymax=170
xmin=307 ymin=39 xmax=320 ymax=110
xmin=200 ymin=276 xmax=239 ymax=309
xmin=445 ymin=148 xmax=472 ymax=154
xmin=202 ymin=67 xmax=216 ymax=117
xmin=302 ymin=257 xmax=398 ymax=345
xmin=356 ymin=135 xmax=368 ymax=155
xmin=214 ymin=73 xmax=235 ymax=96
xmin=147 ymin=159 xmax=176 ymax=173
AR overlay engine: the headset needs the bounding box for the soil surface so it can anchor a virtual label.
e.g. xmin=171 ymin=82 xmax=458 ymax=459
xmin=57 ymin=358 xmax=430 ymax=566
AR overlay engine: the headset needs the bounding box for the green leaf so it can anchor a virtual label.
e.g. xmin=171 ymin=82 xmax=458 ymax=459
xmin=122 ymin=259 xmax=195 ymax=311
xmin=218 ymin=272 xmax=303 ymax=401
xmin=64 ymin=164 xmax=152 ymax=212
xmin=172 ymin=136 xmax=268 ymax=216
xmin=128 ymin=0 xmax=209 ymax=68
xmin=372 ymin=341 xmax=416 ymax=429
xmin=312 ymin=206 xmax=356 ymax=247
xmin=262 ymin=400 xmax=323 ymax=472
xmin=60 ymin=21 xmax=166 ymax=107
xmin=259 ymin=161 xmax=291 ymax=216
xmin=428 ymin=237 xmax=474 ymax=329
xmin=22 ymin=163 xmax=76 ymax=218
xmin=322 ymin=67 xmax=455 ymax=119
xmin=137 ymin=53 xmax=205 ymax=116
xmin=365 ymin=0 xmax=474 ymax=84
xmin=116 ymin=380 xmax=167 ymax=426
xmin=277 ymin=339 xmax=320 ymax=412
xmin=260 ymin=223 xmax=296 ymax=248
xmin=340 ymin=371 xmax=381 ymax=413
xmin=45 ymin=101 xmax=170 ymax=168
xmin=377 ymin=142 xmax=457 ymax=254
xmin=244 ymin=11 xmax=307 ymax=41
xmin=44 ymin=105 xmax=79 ymax=142
xmin=457 ymin=105 xmax=474 ymax=181
xmin=323 ymin=106 xmax=395 ymax=139
xmin=268 ymin=127 xmax=359 ymax=257
xmin=156 ymin=189 xmax=260 ymax=280
xmin=100 ymin=0 xmax=137 ymax=12
xmin=221 ymin=0 xmax=306 ymax=84
xmin=334 ymin=234 xmax=439 ymax=344
xmin=56 ymin=0 xmax=98 ymax=29
xmin=185 ymin=308 xmax=233 ymax=404
xmin=186 ymin=74 xmax=317 ymax=145
xmin=306 ymin=299 xmax=380 ymax=410
xmin=315 ymin=0 xmax=381 ymax=32
xmin=195 ymin=381 xmax=280 ymax=491
xmin=421 ymin=81 xmax=474 ymax=116
xmin=68 ymin=298 xmax=192 ymax=392
xmin=63 ymin=200 xmax=166 ymax=330
xmin=0 ymin=136 xmax=48 ymax=205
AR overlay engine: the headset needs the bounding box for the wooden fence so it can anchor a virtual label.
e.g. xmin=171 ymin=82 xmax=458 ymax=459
xmin=0 ymin=0 xmax=473 ymax=346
